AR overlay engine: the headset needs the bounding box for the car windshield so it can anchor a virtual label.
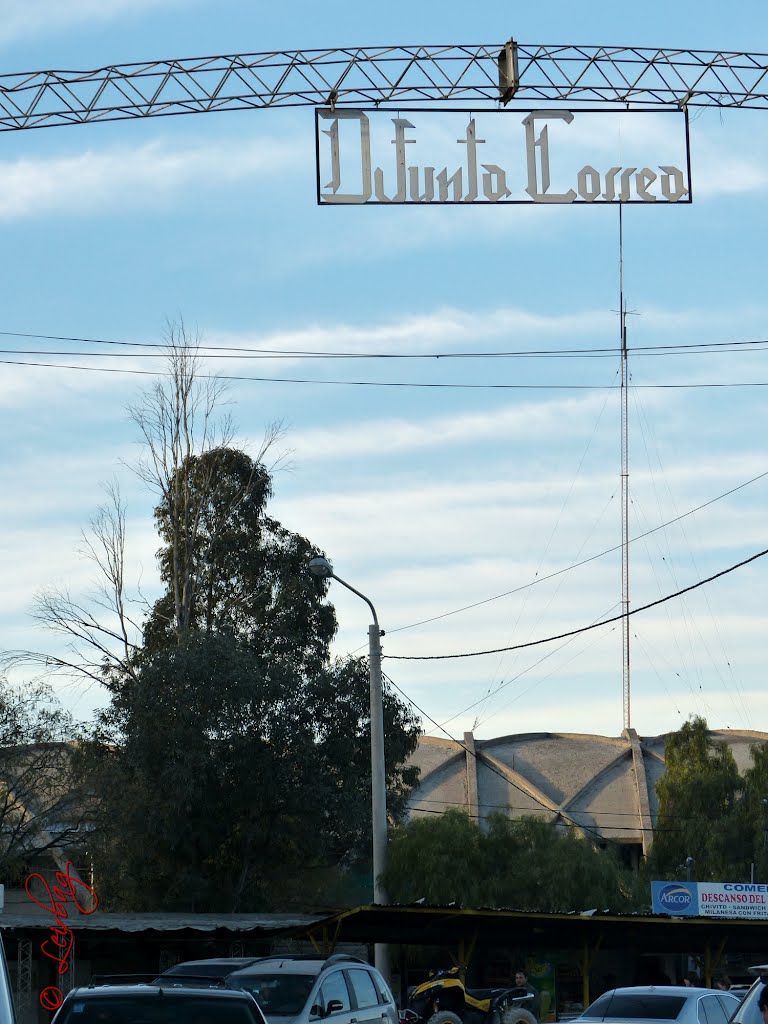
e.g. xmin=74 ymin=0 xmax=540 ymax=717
xmin=583 ymin=994 xmax=688 ymax=1020
xmin=56 ymin=994 xmax=258 ymax=1023
xmin=229 ymin=974 xmax=316 ymax=1016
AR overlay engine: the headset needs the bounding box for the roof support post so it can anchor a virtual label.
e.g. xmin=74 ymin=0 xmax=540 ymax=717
xmin=580 ymin=936 xmax=602 ymax=1010
xmin=703 ymin=938 xmax=726 ymax=988
xmin=449 ymin=931 xmax=478 ymax=981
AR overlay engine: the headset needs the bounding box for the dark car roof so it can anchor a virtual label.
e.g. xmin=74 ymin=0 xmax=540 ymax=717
xmin=67 ymin=986 xmax=253 ymax=998
xmin=580 ymin=986 xmax=740 ymax=1022
xmin=229 ymin=960 xmax=327 ymax=978
xmin=164 ymin=958 xmax=263 ymax=976
xmin=229 ymin=956 xmax=370 ymax=979
xmin=53 ymin=983 xmax=266 ymax=1023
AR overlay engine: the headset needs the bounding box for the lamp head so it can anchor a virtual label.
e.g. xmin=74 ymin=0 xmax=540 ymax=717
xmin=309 ymin=555 xmax=334 ymax=579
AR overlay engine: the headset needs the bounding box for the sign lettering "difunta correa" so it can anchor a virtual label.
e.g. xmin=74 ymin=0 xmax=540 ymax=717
xmin=316 ymin=108 xmax=692 ymax=206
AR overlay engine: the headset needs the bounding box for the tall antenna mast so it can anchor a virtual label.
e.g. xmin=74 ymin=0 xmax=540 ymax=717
xmin=619 ymin=205 xmax=631 ymax=731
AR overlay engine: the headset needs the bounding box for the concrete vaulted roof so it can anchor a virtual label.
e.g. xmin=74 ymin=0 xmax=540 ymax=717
xmin=407 ymin=729 xmax=768 ymax=852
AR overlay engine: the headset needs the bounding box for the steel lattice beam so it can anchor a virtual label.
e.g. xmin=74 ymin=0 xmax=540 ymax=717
xmin=0 ymin=43 xmax=767 ymax=132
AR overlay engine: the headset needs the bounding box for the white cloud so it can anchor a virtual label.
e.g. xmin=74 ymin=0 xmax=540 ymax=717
xmin=693 ymin=155 xmax=768 ymax=198
xmin=290 ymin=391 xmax=617 ymax=459
xmin=210 ymin=306 xmax=614 ymax=354
xmin=0 ymin=135 xmax=301 ymax=220
xmin=688 ymin=116 xmax=768 ymax=198
xmin=0 ymin=0 xmax=188 ymax=45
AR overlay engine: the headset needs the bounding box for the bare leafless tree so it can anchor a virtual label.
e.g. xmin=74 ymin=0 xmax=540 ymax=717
xmin=127 ymin=320 xmax=287 ymax=642
xmin=3 ymin=318 xmax=287 ymax=686
xmin=24 ymin=482 xmax=141 ymax=689
xmin=0 ymin=321 xmax=297 ymax=885
xmin=128 ymin=322 xmax=233 ymax=639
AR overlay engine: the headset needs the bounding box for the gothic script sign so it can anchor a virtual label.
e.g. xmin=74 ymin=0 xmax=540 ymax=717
xmin=315 ymin=108 xmax=691 ymax=205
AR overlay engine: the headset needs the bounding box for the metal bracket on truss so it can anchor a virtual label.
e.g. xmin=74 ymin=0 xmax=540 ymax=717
xmin=498 ymin=39 xmax=519 ymax=105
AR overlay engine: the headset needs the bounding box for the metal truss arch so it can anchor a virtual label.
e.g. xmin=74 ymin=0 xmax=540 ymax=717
xmin=0 ymin=43 xmax=767 ymax=132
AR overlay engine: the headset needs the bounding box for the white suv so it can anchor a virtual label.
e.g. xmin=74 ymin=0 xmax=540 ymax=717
xmin=0 ymin=939 xmax=13 ymax=1024
xmin=729 ymin=967 xmax=768 ymax=1024
xmin=227 ymin=955 xmax=398 ymax=1024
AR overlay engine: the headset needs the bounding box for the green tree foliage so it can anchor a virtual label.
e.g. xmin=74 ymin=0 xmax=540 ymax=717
xmin=741 ymin=742 xmax=768 ymax=881
xmin=382 ymin=808 xmax=643 ymax=912
xmin=36 ymin=337 xmax=422 ymax=911
xmin=85 ymin=635 xmax=419 ymax=911
xmin=647 ymin=716 xmax=768 ymax=882
xmin=142 ymin=447 xmax=336 ymax=677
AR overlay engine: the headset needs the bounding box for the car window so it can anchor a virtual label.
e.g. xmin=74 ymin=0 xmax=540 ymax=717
xmin=346 ymin=970 xmax=379 ymax=1010
xmin=700 ymin=995 xmax=729 ymax=1024
xmin=718 ymin=996 xmax=741 ymax=1021
xmin=318 ymin=972 xmax=352 ymax=1015
xmin=370 ymin=972 xmax=393 ymax=1006
xmin=230 ymin=975 xmax=315 ymax=1016
xmin=583 ymin=994 xmax=687 ymax=1020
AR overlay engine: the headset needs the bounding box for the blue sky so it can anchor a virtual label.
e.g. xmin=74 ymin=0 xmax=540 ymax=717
xmin=2 ymin=0 xmax=768 ymax=742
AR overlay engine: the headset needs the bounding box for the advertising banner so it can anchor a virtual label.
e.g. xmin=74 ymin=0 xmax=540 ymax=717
xmin=316 ymin=107 xmax=692 ymax=206
xmin=652 ymin=880 xmax=768 ymax=919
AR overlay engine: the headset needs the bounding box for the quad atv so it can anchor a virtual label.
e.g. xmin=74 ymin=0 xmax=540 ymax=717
xmin=403 ymin=966 xmax=538 ymax=1024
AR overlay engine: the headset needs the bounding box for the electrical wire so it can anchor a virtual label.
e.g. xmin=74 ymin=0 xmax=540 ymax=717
xmin=3 ymin=356 xmax=768 ymax=389
xmin=387 ymin=467 xmax=768 ymax=634
xmin=3 ymin=328 xmax=768 ymax=358
xmin=382 ymin=670 xmax=621 ymax=847
xmin=630 ymin=386 xmax=750 ymax=728
xmin=409 ymin=795 xmax=718 ymax=820
xmin=471 ymin=617 xmax=621 ymax=733
xmin=386 ymin=545 xmax=768 ymax=660
xmin=407 ymin=804 xmax=744 ymax=834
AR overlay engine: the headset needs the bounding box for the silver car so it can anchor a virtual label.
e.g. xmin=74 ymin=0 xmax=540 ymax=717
xmin=577 ymin=986 xmax=742 ymax=1024
xmin=727 ymin=966 xmax=768 ymax=1024
xmin=227 ymin=954 xmax=398 ymax=1024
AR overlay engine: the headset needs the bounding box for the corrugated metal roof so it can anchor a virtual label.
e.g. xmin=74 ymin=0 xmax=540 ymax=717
xmin=305 ymin=904 xmax=768 ymax=957
xmin=0 ymin=912 xmax=325 ymax=933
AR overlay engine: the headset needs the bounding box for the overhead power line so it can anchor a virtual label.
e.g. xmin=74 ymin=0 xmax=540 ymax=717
xmin=386 ymin=546 xmax=768 ymax=660
xmin=3 ymin=357 xmax=768 ymax=390
xmin=408 ymin=804 xmax=744 ymax=835
xmin=409 ymin=795 xmax=761 ymax=822
xmin=2 ymin=329 xmax=768 ymax=359
xmin=388 ymin=468 xmax=768 ymax=633
xmin=383 ymin=671 xmax=620 ymax=847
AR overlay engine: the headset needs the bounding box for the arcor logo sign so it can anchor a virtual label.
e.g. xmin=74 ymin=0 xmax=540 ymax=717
xmin=316 ymin=108 xmax=691 ymax=206
xmin=657 ymin=884 xmax=694 ymax=911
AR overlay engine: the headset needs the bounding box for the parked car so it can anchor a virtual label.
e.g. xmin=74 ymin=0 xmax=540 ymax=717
xmin=726 ymin=965 xmax=768 ymax=1024
xmin=226 ymin=953 xmax=399 ymax=1024
xmin=50 ymin=982 xmax=266 ymax=1023
xmin=577 ymin=985 xmax=741 ymax=1024
xmin=159 ymin=957 xmax=267 ymax=987
xmin=0 ymin=938 xmax=13 ymax=1024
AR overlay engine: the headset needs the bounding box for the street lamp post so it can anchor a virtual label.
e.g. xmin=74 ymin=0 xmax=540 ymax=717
xmin=308 ymin=556 xmax=389 ymax=978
